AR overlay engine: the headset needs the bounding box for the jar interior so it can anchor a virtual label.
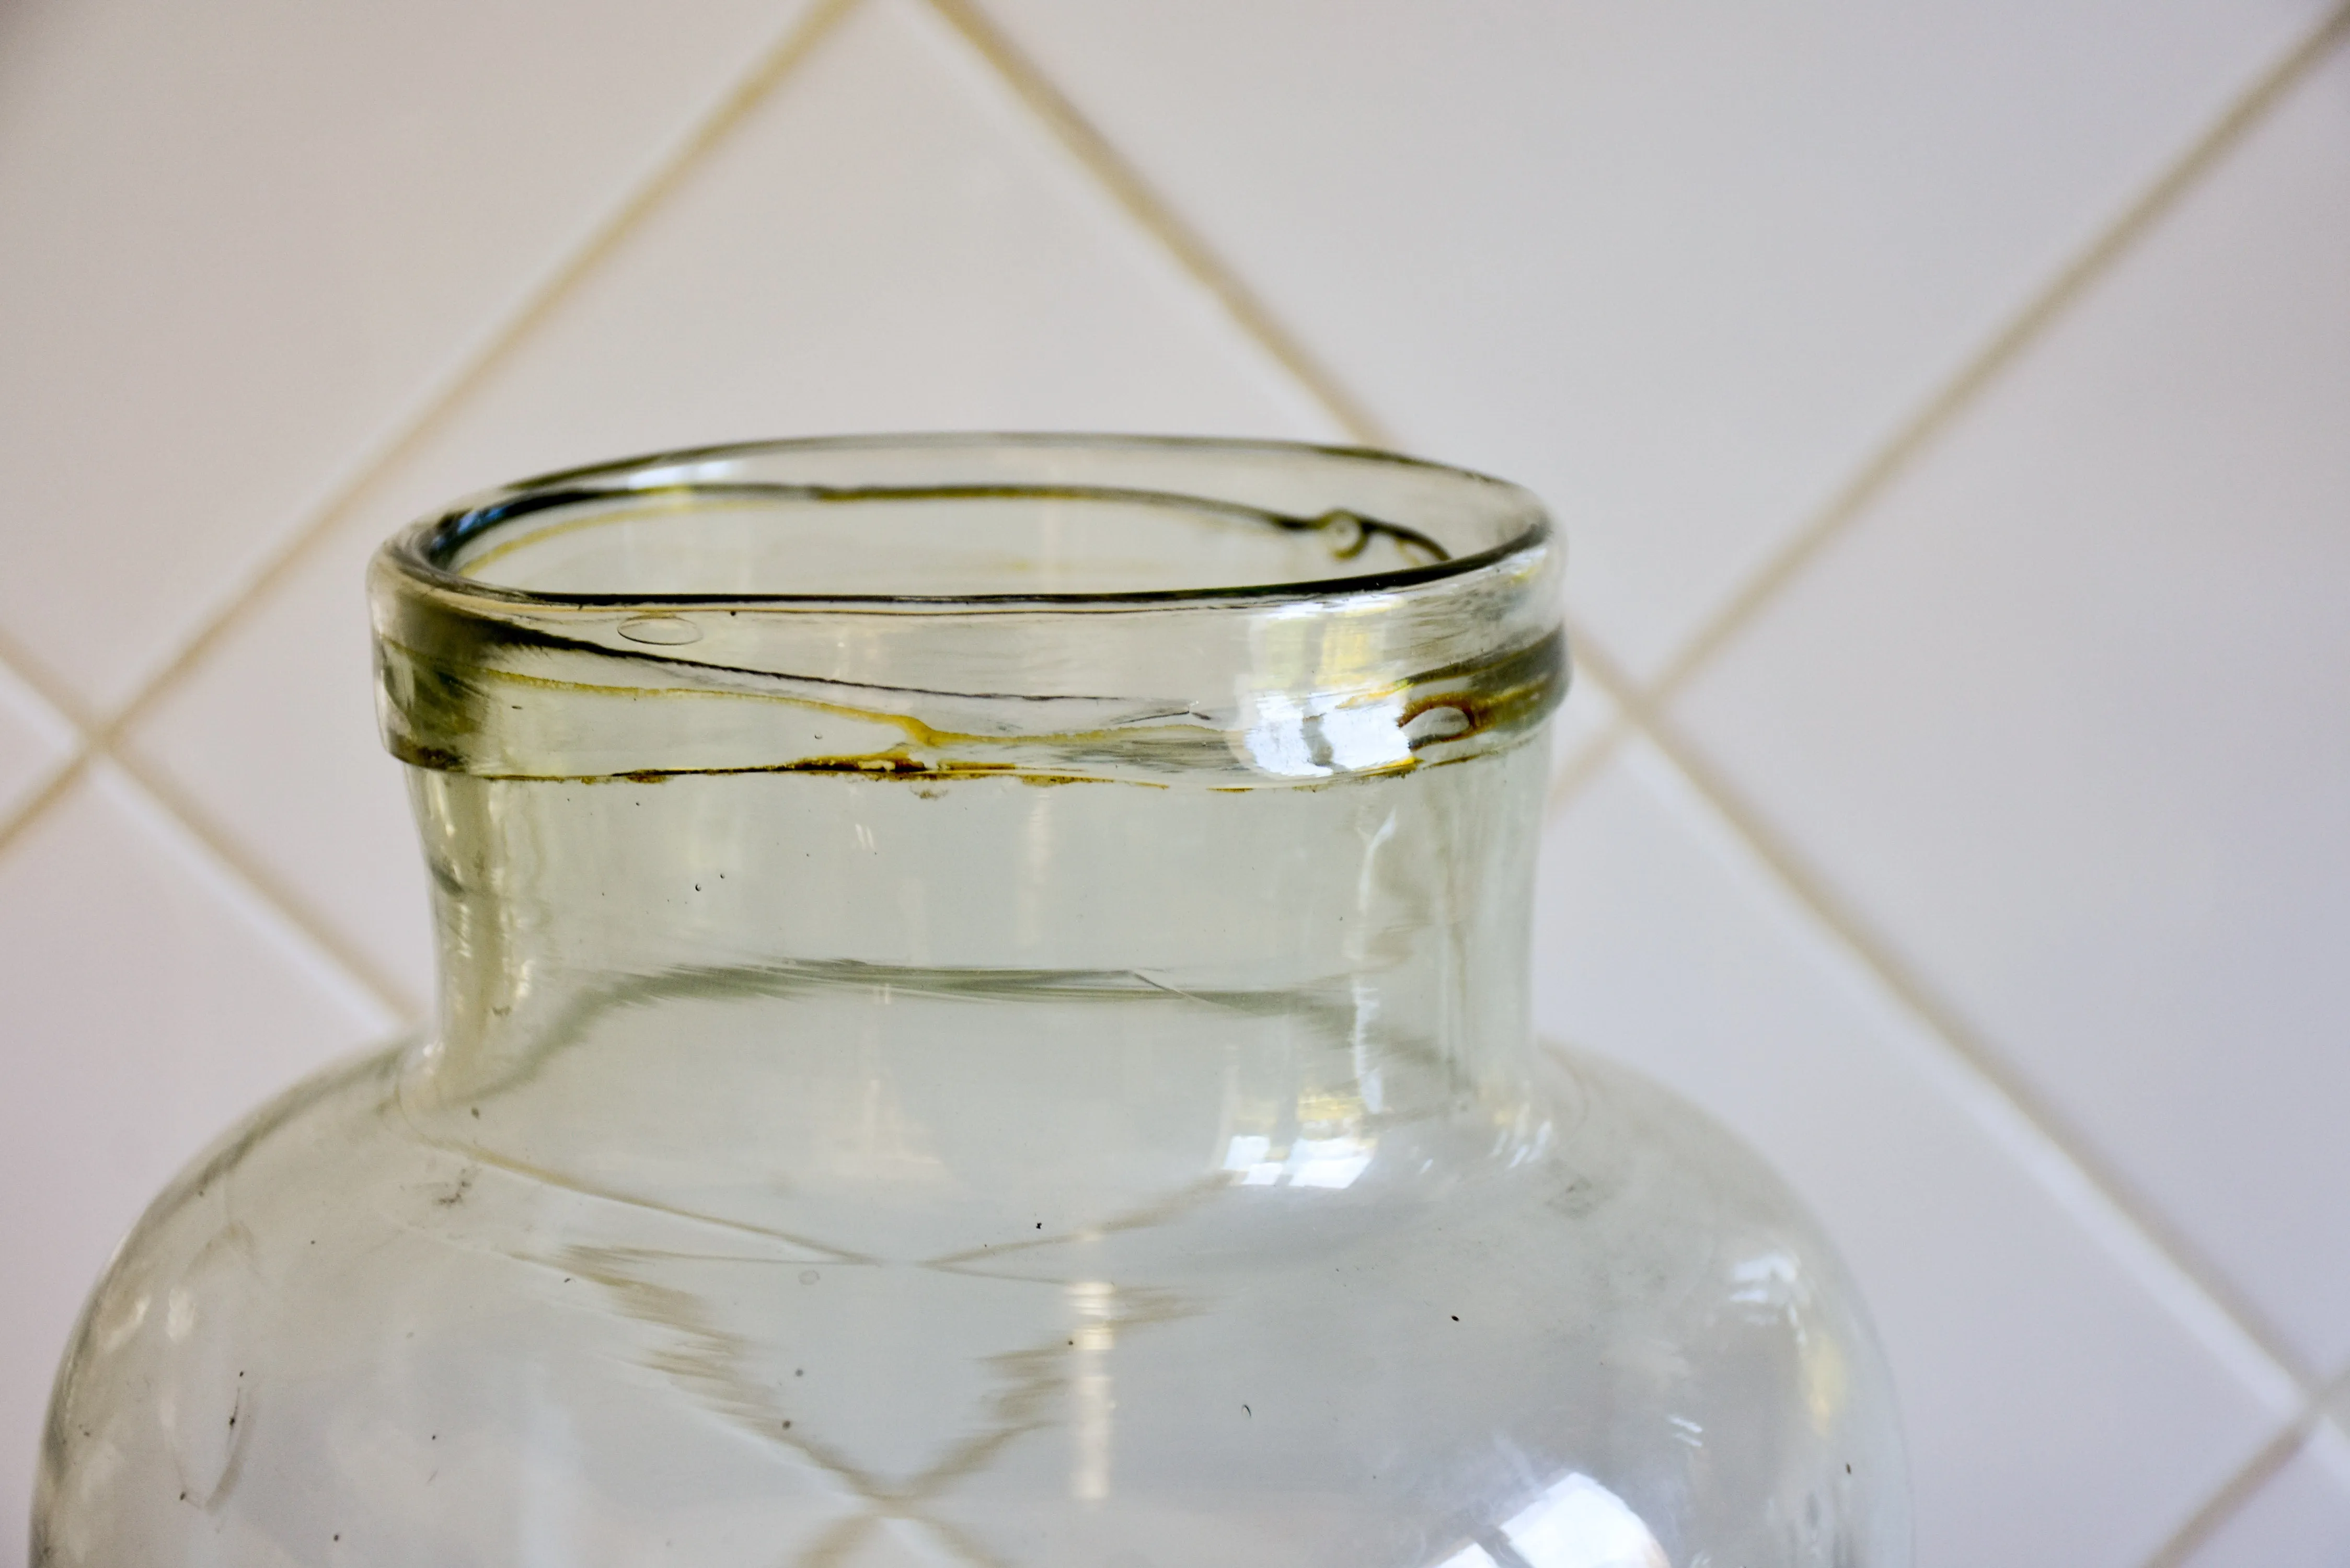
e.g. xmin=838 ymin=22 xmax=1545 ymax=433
xmin=424 ymin=436 xmax=1548 ymax=602
xmin=448 ymin=485 xmax=1464 ymax=598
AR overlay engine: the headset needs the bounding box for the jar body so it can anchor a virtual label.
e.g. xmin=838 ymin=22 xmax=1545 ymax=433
xmin=34 ymin=435 xmax=1908 ymax=1565
xmin=37 ymin=759 xmax=1906 ymax=1567
xmin=38 ymin=1040 xmax=1905 ymax=1568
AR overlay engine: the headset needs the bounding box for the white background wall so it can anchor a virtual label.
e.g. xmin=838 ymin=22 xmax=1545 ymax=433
xmin=3 ymin=2 xmax=2347 ymax=1562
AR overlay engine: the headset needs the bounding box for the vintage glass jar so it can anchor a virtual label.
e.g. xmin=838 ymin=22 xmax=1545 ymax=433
xmin=36 ymin=435 xmax=1908 ymax=1566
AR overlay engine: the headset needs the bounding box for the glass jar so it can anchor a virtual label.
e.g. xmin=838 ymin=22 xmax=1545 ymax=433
xmin=36 ymin=435 xmax=1908 ymax=1566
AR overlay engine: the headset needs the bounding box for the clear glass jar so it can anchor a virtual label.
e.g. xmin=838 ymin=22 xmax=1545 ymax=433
xmin=36 ymin=435 xmax=1907 ymax=1566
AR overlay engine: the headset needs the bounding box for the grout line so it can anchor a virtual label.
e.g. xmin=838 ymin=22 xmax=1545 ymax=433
xmin=1543 ymin=710 xmax=1631 ymax=818
xmin=1543 ymin=619 xmax=1644 ymax=816
xmin=0 ymin=622 xmax=100 ymax=739
xmin=1641 ymin=0 xmax=2350 ymax=713
xmin=927 ymin=0 xmax=1398 ymax=447
xmin=110 ymin=748 xmax=424 ymax=1023
xmin=2143 ymin=1367 xmax=2350 ymax=1567
xmin=0 ymin=0 xmax=865 ymax=1014
xmin=0 ymin=747 xmax=92 ymax=863
xmin=1558 ymin=615 xmax=1643 ymax=720
xmin=1645 ymin=705 xmax=2318 ymax=1390
xmin=2141 ymin=1415 xmax=2317 ymax=1568
xmin=0 ymin=630 xmax=98 ymax=856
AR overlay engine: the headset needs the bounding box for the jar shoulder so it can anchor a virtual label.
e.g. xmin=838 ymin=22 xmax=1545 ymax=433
xmin=39 ymin=1044 xmax=1909 ymax=1568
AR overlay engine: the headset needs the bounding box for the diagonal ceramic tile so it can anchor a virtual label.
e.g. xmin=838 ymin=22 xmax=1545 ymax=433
xmin=123 ymin=0 xmax=1343 ymax=1016
xmin=2178 ymin=1421 xmax=2350 ymax=1567
xmin=121 ymin=512 xmax=442 ymax=1010
xmin=1534 ymin=742 xmax=2294 ymax=1568
xmin=0 ymin=0 xmax=817 ymax=711
xmin=0 ymin=657 xmax=77 ymax=823
xmin=1672 ymin=37 xmax=2350 ymax=1376
xmin=1548 ymin=667 xmax=1622 ymax=806
xmin=980 ymin=0 xmax=2332 ymax=677
xmin=0 ymin=765 xmax=397 ymax=1551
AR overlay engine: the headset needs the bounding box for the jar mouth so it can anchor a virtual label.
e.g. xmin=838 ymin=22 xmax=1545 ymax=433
xmin=389 ymin=432 xmax=1548 ymax=608
xmin=370 ymin=434 xmax=1565 ymax=785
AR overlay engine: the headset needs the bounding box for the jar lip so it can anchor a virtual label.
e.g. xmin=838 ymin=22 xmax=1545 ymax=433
xmin=380 ymin=431 xmax=1553 ymax=613
xmin=370 ymin=433 xmax=1565 ymax=785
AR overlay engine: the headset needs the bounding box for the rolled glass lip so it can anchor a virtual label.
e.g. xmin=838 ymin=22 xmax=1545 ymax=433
xmin=370 ymin=433 xmax=1566 ymax=785
xmin=382 ymin=430 xmax=1551 ymax=609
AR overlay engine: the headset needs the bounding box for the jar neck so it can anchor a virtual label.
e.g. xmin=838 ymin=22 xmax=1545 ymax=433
xmin=399 ymin=742 xmax=1550 ymax=1203
xmin=367 ymin=436 xmax=1568 ymax=1229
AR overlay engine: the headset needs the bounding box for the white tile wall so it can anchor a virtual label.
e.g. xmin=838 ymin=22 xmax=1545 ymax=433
xmin=0 ymin=0 xmax=820 ymax=712
xmin=1672 ymin=32 xmax=2350 ymax=1378
xmin=2 ymin=1 xmax=2344 ymax=1561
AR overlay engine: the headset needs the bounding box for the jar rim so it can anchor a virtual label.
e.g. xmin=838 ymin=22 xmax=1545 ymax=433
xmin=380 ymin=431 xmax=1553 ymax=611
xmin=368 ymin=434 xmax=1565 ymax=785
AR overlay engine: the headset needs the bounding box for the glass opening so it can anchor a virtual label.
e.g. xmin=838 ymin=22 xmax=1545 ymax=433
xmin=412 ymin=433 xmax=1545 ymax=605
xmin=371 ymin=435 xmax=1564 ymax=785
xmin=448 ymin=487 xmax=1460 ymax=599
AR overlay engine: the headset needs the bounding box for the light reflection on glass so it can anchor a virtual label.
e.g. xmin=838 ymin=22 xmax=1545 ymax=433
xmin=1431 ymin=1544 xmax=1500 ymax=1568
xmin=1726 ymin=1249 xmax=1848 ymax=1434
xmin=1067 ymin=1281 xmax=1115 ymax=1501
xmin=1427 ymin=1472 xmax=1670 ymax=1568
xmin=1241 ymin=689 xmax=1414 ymax=778
xmin=1218 ymin=1131 xmax=1374 ymax=1189
xmin=1727 ymin=1250 xmax=1802 ymax=1311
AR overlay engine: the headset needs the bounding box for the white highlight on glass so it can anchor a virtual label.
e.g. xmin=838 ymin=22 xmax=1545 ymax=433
xmin=1431 ymin=1544 xmax=1501 ymax=1568
xmin=1241 ymin=690 xmax=1414 ymax=777
xmin=1728 ymin=1249 xmax=1803 ymax=1308
xmin=1318 ymin=695 xmax=1413 ymax=771
xmin=1220 ymin=1132 xmax=1374 ymax=1190
xmin=1498 ymin=1472 xmax=1669 ymax=1568
xmin=1068 ymin=1281 xmax=1116 ymax=1502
